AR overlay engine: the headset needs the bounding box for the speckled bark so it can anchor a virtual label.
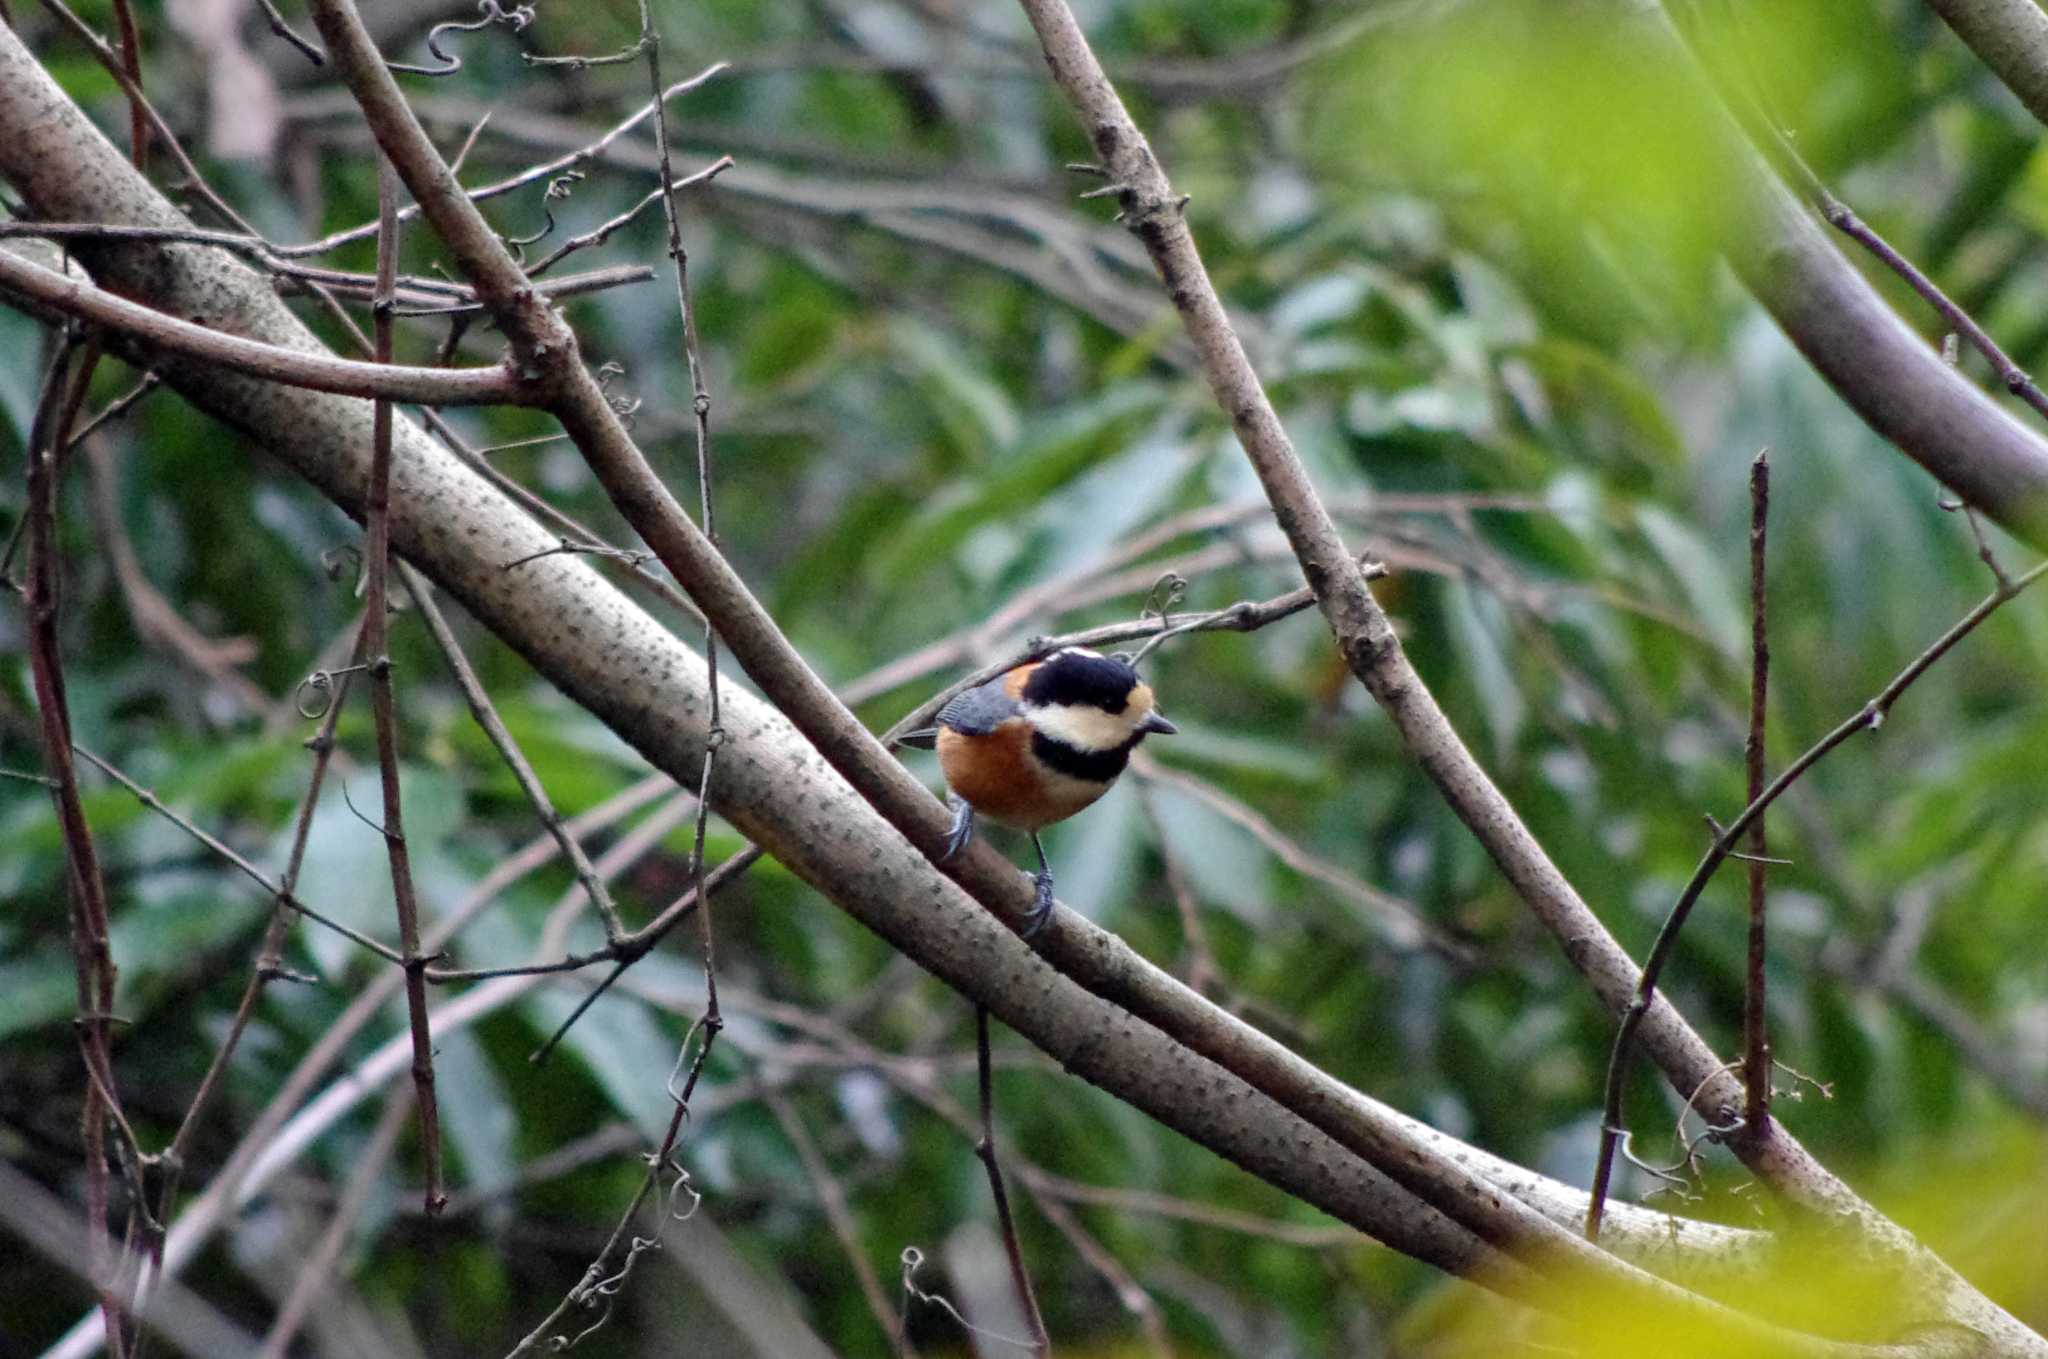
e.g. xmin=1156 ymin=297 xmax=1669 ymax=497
xmin=1925 ymin=0 xmax=2048 ymax=129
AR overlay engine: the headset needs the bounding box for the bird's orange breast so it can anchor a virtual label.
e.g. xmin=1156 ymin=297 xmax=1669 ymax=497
xmin=937 ymin=720 xmax=1110 ymax=830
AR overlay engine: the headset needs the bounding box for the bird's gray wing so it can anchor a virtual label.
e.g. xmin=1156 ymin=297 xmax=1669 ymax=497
xmin=898 ymin=676 xmax=1022 ymax=749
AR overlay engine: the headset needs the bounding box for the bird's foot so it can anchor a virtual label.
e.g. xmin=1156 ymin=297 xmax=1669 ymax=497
xmin=1021 ymin=867 xmax=1056 ymax=940
xmin=941 ymin=798 xmax=975 ymax=861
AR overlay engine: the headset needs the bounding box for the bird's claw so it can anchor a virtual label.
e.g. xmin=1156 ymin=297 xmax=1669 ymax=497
xmin=941 ymin=799 xmax=974 ymax=861
xmin=1021 ymin=868 xmax=1056 ymax=939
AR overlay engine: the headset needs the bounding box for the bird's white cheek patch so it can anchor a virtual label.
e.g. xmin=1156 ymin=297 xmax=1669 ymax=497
xmin=1025 ymin=703 xmax=1134 ymax=752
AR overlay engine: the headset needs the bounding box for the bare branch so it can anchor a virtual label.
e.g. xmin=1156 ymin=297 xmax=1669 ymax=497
xmin=1587 ymin=555 xmax=2048 ymax=1235
xmin=974 ymin=1006 xmax=1049 ymax=1354
xmin=364 ymin=150 xmax=447 ymax=1215
xmin=0 ymin=249 xmax=527 ymax=406
xmin=1924 ymin=0 xmax=2048 ymax=128
xmin=1132 ymin=752 xmax=1463 ymax=961
xmin=1742 ymin=453 xmax=1774 ymax=1136
xmin=401 ymin=563 xmax=629 ymax=942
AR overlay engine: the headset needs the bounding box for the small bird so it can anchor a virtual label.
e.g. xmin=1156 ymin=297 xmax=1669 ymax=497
xmin=899 ymin=646 xmax=1177 ymax=936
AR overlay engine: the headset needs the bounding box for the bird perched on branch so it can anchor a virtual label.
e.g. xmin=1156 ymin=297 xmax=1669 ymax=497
xmin=899 ymin=647 xmax=1177 ymax=937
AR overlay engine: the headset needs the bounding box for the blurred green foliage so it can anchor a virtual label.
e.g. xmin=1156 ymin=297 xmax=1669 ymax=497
xmin=4 ymin=0 xmax=2048 ymax=1354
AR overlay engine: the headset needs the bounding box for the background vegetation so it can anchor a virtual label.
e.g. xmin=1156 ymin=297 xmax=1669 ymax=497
xmin=4 ymin=0 xmax=2047 ymax=1354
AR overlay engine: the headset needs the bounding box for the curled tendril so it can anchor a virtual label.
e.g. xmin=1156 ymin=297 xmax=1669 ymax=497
xmin=508 ymin=170 xmax=587 ymax=264
xmin=664 ymin=1159 xmax=701 ymax=1221
xmin=665 ymin=1014 xmax=708 ymax=1105
xmin=320 ymin=543 xmax=362 ymax=587
xmin=1116 ymin=571 xmax=1190 ymax=668
xmin=899 ymin=1246 xmax=1038 ymax=1350
xmin=293 ymin=663 xmax=372 ymax=720
xmin=550 ymin=1237 xmax=659 ymax=1351
xmin=593 ymin=360 xmax=641 ymax=425
xmin=389 ymin=0 xmax=536 ymax=77
xmin=1141 ymin=570 xmax=1188 ymax=621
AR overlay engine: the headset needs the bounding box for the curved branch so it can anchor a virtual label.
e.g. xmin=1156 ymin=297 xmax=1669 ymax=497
xmin=1924 ymin=0 xmax=2048 ymax=127
xmin=0 ymin=248 xmax=525 ymax=406
xmin=1630 ymin=1 xmax=2048 ymax=545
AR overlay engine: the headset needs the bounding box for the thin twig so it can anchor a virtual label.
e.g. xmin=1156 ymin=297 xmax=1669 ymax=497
xmin=636 ymin=0 xmax=734 ymax=1080
xmin=1028 ymin=1192 xmax=1171 ymax=1359
xmin=1132 ymin=753 xmax=1461 ymax=961
xmin=143 ymin=622 xmax=370 ymax=1329
xmin=1584 ymin=553 xmax=2048 ymax=1238
xmin=974 ymin=1006 xmax=1049 ymax=1354
xmin=71 ymin=744 xmax=405 ymax=965
xmin=106 ymin=0 xmax=147 ymax=170
xmin=524 ymin=155 xmax=734 ymax=277
xmin=24 ymin=329 xmax=131 ymax=1358
xmin=1741 ymin=452 xmax=1772 ymax=1137
xmin=283 ymin=63 xmax=731 ymax=261
xmin=0 ymin=367 xmax=162 ymax=590
xmin=1820 ymin=191 xmax=2048 ymax=426
xmin=253 ymin=0 xmax=324 ymax=64
xmin=879 ymin=568 xmax=1375 ymax=748
xmin=399 ymin=563 xmax=629 ymax=942
xmin=364 ymin=151 xmax=447 ymax=1215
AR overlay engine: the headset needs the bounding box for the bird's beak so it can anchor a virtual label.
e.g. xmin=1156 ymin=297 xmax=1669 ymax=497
xmin=1140 ymin=710 xmax=1178 ymax=735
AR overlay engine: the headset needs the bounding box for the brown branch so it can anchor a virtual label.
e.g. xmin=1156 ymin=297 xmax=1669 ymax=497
xmin=364 ymin=152 xmax=446 ymax=1215
xmin=106 ymin=0 xmax=146 ymax=169
xmin=974 ymin=1005 xmax=1049 ymax=1354
xmin=23 ymin=330 xmax=131 ymax=1358
xmin=254 ymin=0 xmax=325 ymax=66
xmin=0 ymin=224 xmax=651 ymax=313
xmin=0 ymin=249 xmax=526 ymax=406
xmin=1741 ymin=452 xmax=1772 ymax=1136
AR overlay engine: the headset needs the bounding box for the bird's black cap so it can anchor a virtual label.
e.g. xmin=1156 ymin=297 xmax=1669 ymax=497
xmin=1022 ymin=648 xmax=1142 ymax=712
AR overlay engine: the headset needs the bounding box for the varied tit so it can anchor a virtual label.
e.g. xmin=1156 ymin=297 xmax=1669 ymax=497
xmin=899 ymin=647 xmax=1177 ymax=937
